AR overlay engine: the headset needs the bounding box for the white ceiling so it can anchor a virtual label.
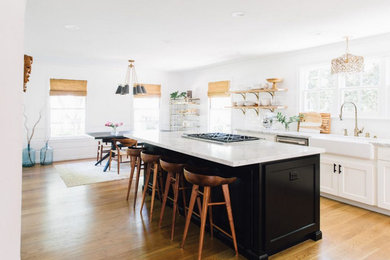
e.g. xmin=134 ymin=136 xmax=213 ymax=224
xmin=25 ymin=0 xmax=390 ymax=71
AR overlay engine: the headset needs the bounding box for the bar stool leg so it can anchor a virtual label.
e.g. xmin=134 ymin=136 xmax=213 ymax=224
xmin=222 ymin=184 xmax=238 ymax=256
xmin=180 ymin=175 xmax=187 ymax=217
xmin=196 ymin=196 xmax=202 ymax=216
xmin=159 ymin=172 xmax=173 ymax=228
xmin=140 ymin=163 xmax=151 ymax=213
xmin=126 ymin=155 xmax=136 ymax=201
xmin=149 ymin=162 xmax=159 ymax=222
xmin=171 ymin=172 xmax=180 ymax=240
xmin=181 ymin=184 xmax=199 ymax=249
xmin=133 ymin=157 xmax=142 ymax=209
xmin=208 ymin=193 xmax=214 ymax=239
xmin=198 ymin=186 xmax=210 ymax=260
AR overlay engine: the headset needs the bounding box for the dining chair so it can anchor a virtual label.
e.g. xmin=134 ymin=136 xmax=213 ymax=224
xmin=109 ymin=138 xmax=138 ymax=174
xmin=97 ymin=141 xmax=111 ymax=163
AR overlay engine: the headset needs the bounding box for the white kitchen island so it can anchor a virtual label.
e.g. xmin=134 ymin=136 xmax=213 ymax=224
xmin=126 ymin=130 xmax=324 ymax=260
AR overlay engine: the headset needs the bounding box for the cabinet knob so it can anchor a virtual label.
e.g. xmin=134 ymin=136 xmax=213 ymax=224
xmin=333 ymin=163 xmax=337 ymax=173
xmin=338 ymin=164 xmax=342 ymax=174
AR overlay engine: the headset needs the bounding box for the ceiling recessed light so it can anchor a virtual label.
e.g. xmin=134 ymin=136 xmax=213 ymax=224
xmin=64 ymin=24 xmax=80 ymax=31
xmin=231 ymin=11 xmax=245 ymax=17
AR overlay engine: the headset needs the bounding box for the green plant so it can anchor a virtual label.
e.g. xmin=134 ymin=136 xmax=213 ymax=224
xmin=170 ymin=91 xmax=187 ymax=99
xmin=276 ymin=112 xmax=300 ymax=130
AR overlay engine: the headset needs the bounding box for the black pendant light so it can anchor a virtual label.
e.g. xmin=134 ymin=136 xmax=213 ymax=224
xmin=115 ymin=60 xmax=147 ymax=96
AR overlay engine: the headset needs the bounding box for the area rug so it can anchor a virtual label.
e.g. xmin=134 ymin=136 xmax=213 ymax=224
xmin=55 ymin=160 xmax=131 ymax=187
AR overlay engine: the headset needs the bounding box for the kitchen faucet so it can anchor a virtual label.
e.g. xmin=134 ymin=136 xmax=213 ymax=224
xmin=339 ymin=102 xmax=364 ymax=137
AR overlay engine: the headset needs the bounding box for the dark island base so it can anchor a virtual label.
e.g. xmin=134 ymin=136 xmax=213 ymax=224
xmin=145 ymin=144 xmax=322 ymax=260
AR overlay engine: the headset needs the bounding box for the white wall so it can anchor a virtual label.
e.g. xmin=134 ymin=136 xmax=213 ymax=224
xmin=0 ymin=0 xmax=25 ymax=259
xmin=175 ymin=33 xmax=390 ymax=138
xmin=23 ymin=56 xmax=174 ymax=161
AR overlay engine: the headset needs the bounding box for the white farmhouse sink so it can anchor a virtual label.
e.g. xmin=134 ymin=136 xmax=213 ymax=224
xmin=310 ymin=136 xmax=374 ymax=159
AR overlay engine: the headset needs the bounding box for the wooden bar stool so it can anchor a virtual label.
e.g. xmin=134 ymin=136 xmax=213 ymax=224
xmin=158 ymin=158 xmax=189 ymax=240
xmin=126 ymin=144 xmax=144 ymax=208
xmin=181 ymin=167 xmax=238 ymax=260
xmin=140 ymin=151 xmax=163 ymax=222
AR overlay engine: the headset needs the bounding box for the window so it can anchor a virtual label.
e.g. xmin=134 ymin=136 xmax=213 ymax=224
xmin=50 ymin=96 xmax=86 ymax=137
xmin=133 ymin=97 xmax=160 ymax=130
xmin=300 ymin=58 xmax=385 ymax=118
xmin=209 ymin=96 xmax=231 ymax=132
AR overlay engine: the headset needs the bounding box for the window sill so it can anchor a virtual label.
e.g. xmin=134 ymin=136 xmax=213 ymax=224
xmin=49 ymin=135 xmax=93 ymax=142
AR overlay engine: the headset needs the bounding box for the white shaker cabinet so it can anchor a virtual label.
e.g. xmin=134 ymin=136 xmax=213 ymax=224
xmin=320 ymin=157 xmax=339 ymax=196
xmin=378 ymin=154 xmax=390 ymax=210
xmin=337 ymin=158 xmax=375 ymax=205
xmin=320 ymin=154 xmax=376 ymax=205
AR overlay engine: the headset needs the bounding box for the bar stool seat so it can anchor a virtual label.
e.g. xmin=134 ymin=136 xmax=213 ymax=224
xmin=140 ymin=151 xmax=163 ymax=222
xmin=158 ymin=158 xmax=189 ymax=240
xmin=181 ymin=166 xmax=238 ymax=260
xmin=126 ymin=145 xmax=145 ymax=208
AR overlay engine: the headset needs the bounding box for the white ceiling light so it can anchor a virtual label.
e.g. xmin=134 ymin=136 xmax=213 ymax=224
xmin=64 ymin=24 xmax=80 ymax=31
xmin=231 ymin=11 xmax=245 ymax=17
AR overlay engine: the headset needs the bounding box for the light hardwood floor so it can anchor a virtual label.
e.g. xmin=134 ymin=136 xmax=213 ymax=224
xmin=22 ymin=160 xmax=390 ymax=260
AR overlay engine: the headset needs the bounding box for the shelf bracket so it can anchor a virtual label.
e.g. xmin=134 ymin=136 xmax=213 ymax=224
xmin=250 ymin=108 xmax=259 ymax=116
xmin=250 ymin=92 xmax=259 ymax=99
xmin=239 ymin=108 xmax=246 ymax=115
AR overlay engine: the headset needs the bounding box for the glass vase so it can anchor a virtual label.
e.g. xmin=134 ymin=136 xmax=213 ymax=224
xmin=40 ymin=142 xmax=53 ymax=165
xmin=22 ymin=145 xmax=35 ymax=167
xmin=111 ymin=127 xmax=118 ymax=135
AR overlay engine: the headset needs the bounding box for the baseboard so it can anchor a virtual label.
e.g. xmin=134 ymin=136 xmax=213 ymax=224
xmin=321 ymin=193 xmax=390 ymax=216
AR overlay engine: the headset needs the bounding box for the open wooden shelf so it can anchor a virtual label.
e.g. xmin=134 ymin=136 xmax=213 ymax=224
xmin=229 ymin=88 xmax=288 ymax=94
xmin=226 ymin=105 xmax=287 ymax=114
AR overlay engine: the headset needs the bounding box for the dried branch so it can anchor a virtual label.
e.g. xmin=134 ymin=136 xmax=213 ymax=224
xmin=28 ymin=110 xmax=42 ymax=144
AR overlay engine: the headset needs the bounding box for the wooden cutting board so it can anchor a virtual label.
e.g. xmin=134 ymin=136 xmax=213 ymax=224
xmin=298 ymin=112 xmax=331 ymax=134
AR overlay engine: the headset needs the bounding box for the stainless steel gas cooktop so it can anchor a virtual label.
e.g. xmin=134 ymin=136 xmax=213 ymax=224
xmin=182 ymin=132 xmax=260 ymax=143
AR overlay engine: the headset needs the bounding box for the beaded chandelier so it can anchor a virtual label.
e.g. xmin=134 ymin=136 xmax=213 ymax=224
xmin=331 ymin=37 xmax=364 ymax=74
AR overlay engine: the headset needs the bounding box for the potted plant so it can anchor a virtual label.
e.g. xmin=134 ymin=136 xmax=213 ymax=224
xmin=276 ymin=112 xmax=300 ymax=131
xmin=170 ymin=91 xmax=187 ymax=100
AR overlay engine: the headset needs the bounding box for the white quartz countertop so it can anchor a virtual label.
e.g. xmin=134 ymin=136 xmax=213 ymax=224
xmin=236 ymin=128 xmax=390 ymax=147
xmin=125 ymin=130 xmax=324 ymax=167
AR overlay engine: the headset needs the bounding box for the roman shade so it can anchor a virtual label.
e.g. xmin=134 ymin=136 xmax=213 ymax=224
xmin=208 ymin=80 xmax=230 ymax=97
xmin=134 ymin=83 xmax=161 ymax=98
xmin=50 ymin=79 xmax=87 ymax=96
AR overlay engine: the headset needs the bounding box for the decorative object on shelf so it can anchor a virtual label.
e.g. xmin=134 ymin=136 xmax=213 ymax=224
xmin=23 ymin=54 xmax=33 ymax=92
xmin=170 ymin=91 xmax=187 ymax=100
xmin=266 ymin=78 xmax=283 ymax=90
xmin=105 ymin=122 xmax=123 ymax=135
xmin=40 ymin=140 xmax=53 ymax=165
xmin=262 ymin=114 xmax=274 ymax=129
xmin=115 ymin=60 xmax=147 ymax=96
xmin=276 ymin=112 xmax=300 ymax=131
xmin=331 ymin=36 xmax=364 ymax=74
xmin=22 ymin=108 xmax=42 ymax=167
xmin=186 ymin=90 xmax=192 ymax=98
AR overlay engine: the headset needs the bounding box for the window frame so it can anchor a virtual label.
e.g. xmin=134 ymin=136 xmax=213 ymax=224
xmin=49 ymin=95 xmax=87 ymax=138
xmin=133 ymin=96 xmax=161 ymax=131
xmin=208 ymin=96 xmax=232 ymax=132
xmin=299 ymin=57 xmax=388 ymax=120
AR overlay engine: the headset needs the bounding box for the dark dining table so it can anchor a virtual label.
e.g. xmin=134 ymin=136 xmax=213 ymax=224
xmin=87 ymin=131 xmax=132 ymax=172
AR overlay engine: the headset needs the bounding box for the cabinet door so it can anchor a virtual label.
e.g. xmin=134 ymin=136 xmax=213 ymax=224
xmin=338 ymin=159 xmax=375 ymax=205
xmin=320 ymin=157 xmax=339 ymax=196
xmin=378 ymin=160 xmax=390 ymax=210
